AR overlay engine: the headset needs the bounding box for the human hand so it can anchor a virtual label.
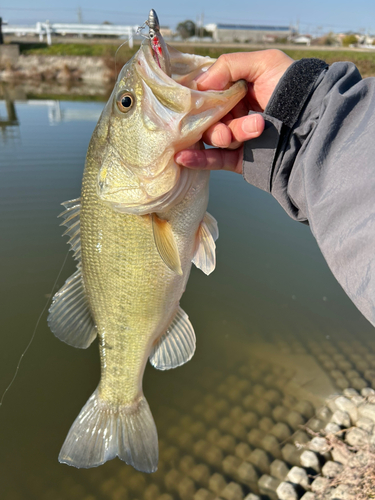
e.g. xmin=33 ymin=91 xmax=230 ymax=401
xmin=175 ymin=50 xmax=294 ymax=174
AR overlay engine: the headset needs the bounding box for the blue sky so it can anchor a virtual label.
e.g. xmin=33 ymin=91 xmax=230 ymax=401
xmin=1 ymin=0 xmax=375 ymax=35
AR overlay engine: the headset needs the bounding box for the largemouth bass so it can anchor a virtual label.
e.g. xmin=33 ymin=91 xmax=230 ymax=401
xmin=48 ymin=11 xmax=247 ymax=472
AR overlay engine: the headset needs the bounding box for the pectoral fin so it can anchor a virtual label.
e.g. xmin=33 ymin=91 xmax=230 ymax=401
xmin=152 ymin=214 xmax=182 ymax=275
xmin=192 ymin=212 xmax=219 ymax=275
xmin=149 ymin=306 xmax=196 ymax=370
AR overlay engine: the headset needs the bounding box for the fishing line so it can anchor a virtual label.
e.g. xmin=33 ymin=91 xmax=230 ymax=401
xmin=0 ymin=250 xmax=70 ymax=408
xmin=114 ymin=20 xmax=148 ymax=78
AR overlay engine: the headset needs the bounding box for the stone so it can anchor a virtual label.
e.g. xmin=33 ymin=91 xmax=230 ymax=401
xmin=275 ymin=482 xmax=298 ymax=500
xmin=307 ymin=418 xmax=324 ymax=432
xmin=293 ymin=401 xmax=315 ymax=419
xmin=351 ymin=395 xmax=365 ymax=406
xmin=356 ymin=416 xmax=374 ymax=433
xmin=258 ymin=474 xmax=281 ymax=500
xmin=309 ymin=437 xmax=330 ymax=454
xmin=329 ymin=484 xmax=355 ymax=499
xmin=258 ymin=417 xmax=275 ymax=433
xmin=300 ymin=450 xmax=320 ymax=473
xmin=263 ymin=389 xmax=282 ymax=405
xmin=178 ymin=477 xmax=196 ymax=500
xmin=310 ymin=476 xmax=329 ymax=494
xmin=326 ymin=395 xmax=340 ymax=413
xmin=272 ymin=405 xmax=289 ymax=422
xmin=358 ymin=403 xmax=375 ymax=423
xmin=270 ymin=423 xmax=292 ymax=442
xmin=331 ymin=443 xmax=351 ymax=465
xmin=208 ymin=474 xmax=226 ymax=495
xmin=248 ymin=449 xmax=271 ymax=474
xmin=315 ymin=406 xmax=332 ymax=421
xmin=351 ymin=377 xmax=367 ymax=391
xmin=190 ymin=465 xmax=210 ymax=487
xmin=321 ymin=460 xmax=343 ymax=478
xmin=194 ymin=489 xmax=215 ymax=500
xmin=334 ymin=396 xmax=358 ymax=423
xmin=222 ymin=456 xmax=242 ymax=477
xmin=292 ymin=430 xmax=310 ymax=445
xmin=240 ymin=412 xmax=258 ymax=428
xmin=220 ymin=482 xmax=243 ymax=500
xmin=270 ymin=459 xmax=290 ymax=481
xmin=342 ymin=388 xmax=359 ymax=398
xmin=281 ymin=444 xmax=301 ymax=466
xmin=324 ymin=422 xmax=341 ymax=435
xmin=361 ymin=387 xmax=375 ymax=397
xmin=234 ymin=443 xmax=252 ymax=461
xmin=285 ymin=411 xmax=305 ymax=431
xmin=179 ymin=456 xmax=195 ymax=474
xmin=261 ymin=435 xmax=282 ymax=459
xmin=286 ymin=466 xmax=309 ymax=489
xmin=345 ymin=427 xmax=369 ymax=447
xmin=247 ymin=429 xmax=266 ymax=448
xmin=300 ymin=493 xmax=316 ymax=500
xmin=237 ymin=462 xmax=259 ymax=488
xmin=331 ymin=410 xmax=351 ymax=427
xmin=218 ymin=435 xmax=236 ymax=454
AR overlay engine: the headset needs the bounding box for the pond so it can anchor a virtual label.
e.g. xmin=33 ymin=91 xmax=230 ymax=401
xmin=0 ymin=86 xmax=373 ymax=500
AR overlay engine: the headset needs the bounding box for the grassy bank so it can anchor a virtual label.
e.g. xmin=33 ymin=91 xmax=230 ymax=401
xmin=18 ymin=42 xmax=375 ymax=77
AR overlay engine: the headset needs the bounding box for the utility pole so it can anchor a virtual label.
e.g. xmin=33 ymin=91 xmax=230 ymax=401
xmin=200 ymin=12 xmax=204 ymax=38
xmin=0 ymin=18 xmax=4 ymax=45
xmin=77 ymin=7 xmax=83 ymax=24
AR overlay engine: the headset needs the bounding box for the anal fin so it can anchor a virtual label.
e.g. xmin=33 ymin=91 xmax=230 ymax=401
xmin=192 ymin=212 xmax=218 ymax=275
xmin=149 ymin=306 xmax=196 ymax=370
xmin=48 ymin=269 xmax=97 ymax=349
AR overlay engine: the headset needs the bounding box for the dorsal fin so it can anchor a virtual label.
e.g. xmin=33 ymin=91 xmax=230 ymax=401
xmin=192 ymin=212 xmax=218 ymax=275
xmin=149 ymin=306 xmax=196 ymax=370
xmin=59 ymin=198 xmax=81 ymax=262
xmin=152 ymin=214 xmax=182 ymax=275
xmin=48 ymin=198 xmax=97 ymax=349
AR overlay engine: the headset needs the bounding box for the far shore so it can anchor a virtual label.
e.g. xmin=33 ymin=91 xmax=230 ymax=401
xmin=1 ymin=38 xmax=375 ymax=86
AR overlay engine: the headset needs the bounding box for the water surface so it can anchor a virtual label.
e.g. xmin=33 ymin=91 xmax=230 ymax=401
xmin=0 ymin=94 xmax=373 ymax=500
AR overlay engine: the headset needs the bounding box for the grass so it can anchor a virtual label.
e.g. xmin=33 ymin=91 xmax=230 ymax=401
xmin=16 ymin=41 xmax=375 ymax=78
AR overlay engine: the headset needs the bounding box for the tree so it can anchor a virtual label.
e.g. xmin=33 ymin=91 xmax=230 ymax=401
xmin=342 ymin=34 xmax=358 ymax=47
xmin=176 ymin=20 xmax=196 ymax=39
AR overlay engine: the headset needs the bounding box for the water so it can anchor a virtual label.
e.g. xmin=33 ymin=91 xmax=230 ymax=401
xmin=0 ymin=91 xmax=373 ymax=500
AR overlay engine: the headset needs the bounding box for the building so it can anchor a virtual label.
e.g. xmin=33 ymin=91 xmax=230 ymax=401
xmin=209 ymin=23 xmax=292 ymax=43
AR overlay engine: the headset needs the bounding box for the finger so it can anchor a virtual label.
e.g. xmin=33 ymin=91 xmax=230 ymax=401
xmin=202 ymin=113 xmax=265 ymax=148
xmin=175 ymin=147 xmax=243 ymax=174
xmin=195 ymin=51 xmax=271 ymax=91
xmin=227 ymin=113 xmax=265 ymax=145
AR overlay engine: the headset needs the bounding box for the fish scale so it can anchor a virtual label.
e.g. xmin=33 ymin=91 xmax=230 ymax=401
xmin=48 ymin=11 xmax=247 ymax=473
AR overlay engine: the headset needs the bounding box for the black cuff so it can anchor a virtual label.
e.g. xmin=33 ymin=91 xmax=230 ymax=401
xmin=265 ymin=58 xmax=328 ymax=129
xmin=243 ymin=58 xmax=328 ymax=193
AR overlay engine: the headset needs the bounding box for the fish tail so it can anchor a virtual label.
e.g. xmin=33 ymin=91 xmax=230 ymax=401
xmin=58 ymin=389 xmax=158 ymax=472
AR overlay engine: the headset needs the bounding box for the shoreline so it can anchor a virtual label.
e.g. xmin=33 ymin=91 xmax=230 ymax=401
xmin=1 ymin=41 xmax=375 ymax=86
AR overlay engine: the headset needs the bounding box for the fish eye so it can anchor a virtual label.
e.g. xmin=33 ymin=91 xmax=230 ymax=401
xmin=116 ymin=92 xmax=135 ymax=113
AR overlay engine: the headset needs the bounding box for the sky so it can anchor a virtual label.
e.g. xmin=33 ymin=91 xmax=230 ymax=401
xmin=1 ymin=0 xmax=375 ymax=35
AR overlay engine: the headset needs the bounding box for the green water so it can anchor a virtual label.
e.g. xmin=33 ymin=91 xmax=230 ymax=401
xmin=0 ymin=94 xmax=373 ymax=500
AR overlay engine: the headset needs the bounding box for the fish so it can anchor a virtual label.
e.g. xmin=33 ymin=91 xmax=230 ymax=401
xmin=48 ymin=10 xmax=247 ymax=473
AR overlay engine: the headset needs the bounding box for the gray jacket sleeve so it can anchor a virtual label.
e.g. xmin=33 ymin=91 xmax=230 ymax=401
xmin=243 ymin=59 xmax=375 ymax=326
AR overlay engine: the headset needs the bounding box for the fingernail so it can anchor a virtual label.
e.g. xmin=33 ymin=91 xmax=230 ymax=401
xmin=175 ymin=151 xmax=205 ymax=168
xmin=242 ymin=115 xmax=258 ymax=135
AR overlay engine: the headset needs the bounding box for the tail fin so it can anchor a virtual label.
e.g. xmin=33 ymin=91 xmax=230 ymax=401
xmin=58 ymin=390 xmax=158 ymax=472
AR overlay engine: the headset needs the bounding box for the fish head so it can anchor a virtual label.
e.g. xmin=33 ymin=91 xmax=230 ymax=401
xmin=94 ymin=41 xmax=247 ymax=215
